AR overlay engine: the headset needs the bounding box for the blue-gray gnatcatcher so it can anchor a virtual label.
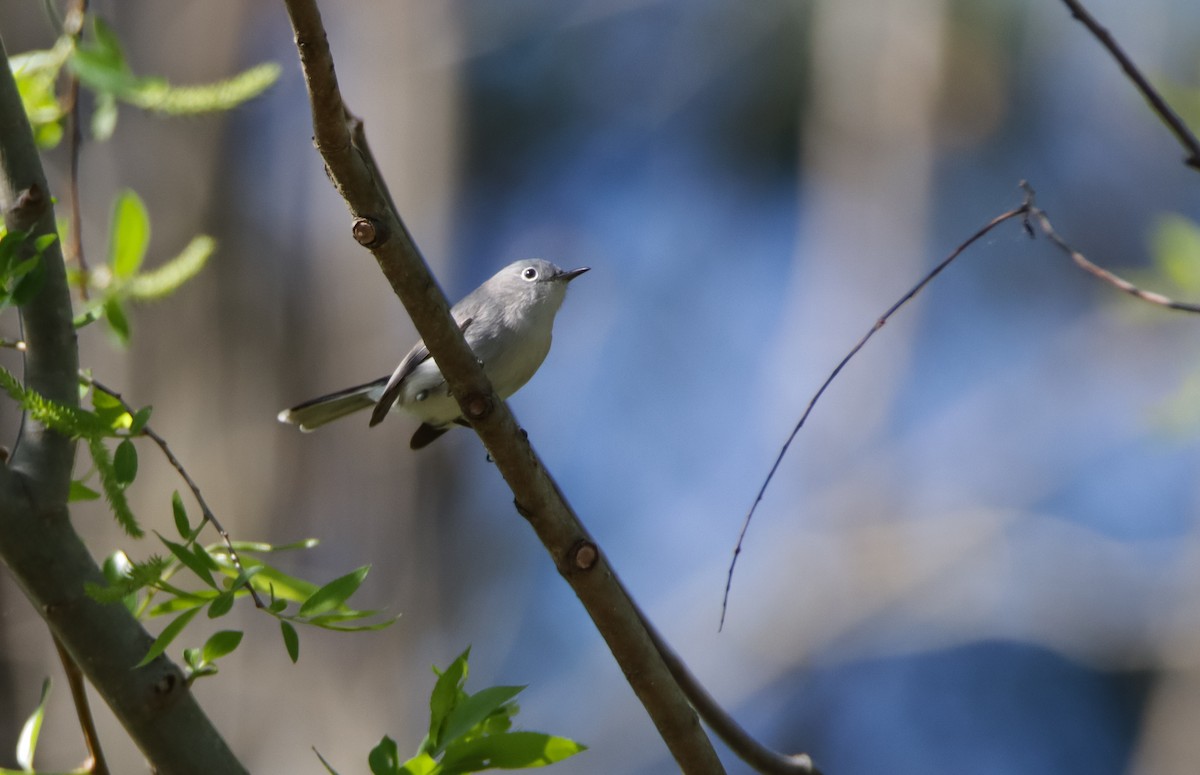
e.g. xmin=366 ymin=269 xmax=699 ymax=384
xmin=277 ymin=259 xmax=589 ymax=449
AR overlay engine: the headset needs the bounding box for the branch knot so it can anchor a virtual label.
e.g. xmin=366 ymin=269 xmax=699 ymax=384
xmin=351 ymin=216 xmax=385 ymax=247
xmin=463 ymin=393 xmax=493 ymax=421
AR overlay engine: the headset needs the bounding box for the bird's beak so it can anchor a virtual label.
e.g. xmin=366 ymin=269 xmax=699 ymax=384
xmin=559 ymin=266 xmax=590 ymax=283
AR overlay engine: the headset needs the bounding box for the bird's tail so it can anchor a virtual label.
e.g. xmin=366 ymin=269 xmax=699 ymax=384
xmin=277 ymin=378 xmax=387 ymax=432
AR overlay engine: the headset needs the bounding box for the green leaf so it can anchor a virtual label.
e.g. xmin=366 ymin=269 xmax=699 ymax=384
xmin=91 ymin=386 xmax=129 ymax=427
xmin=137 ymin=606 xmax=200 ymax=667
xmin=129 ymin=405 xmax=153 ymax=434
xmin=103 ymin=297 xmax=131 ymax=344
xmin=368 ymin=736 xmax=400 ymax=775
xmin=226 ymin=564 xmax=265 ymax=590
xmin=127 ymin=234 xmax=214 ymax=300
xmin=92 ymin=92 xmax=119 ymax=141
xmin=69 ymin=480 xmax=102 ymax=502
xmin=0 ymin=229 xmax=26 ymax=277
xmin=208 ymin=591 xmax=235 ymax=619
xmin=397 ymin=753 xmax=438 ymax=775
xmin=479 ymin=702 xmax=516 ymax=737
xmin=113 ymin=438 xmax=138 ymax=486
xmin=11 ymin=46 xmax=69 ymax=149
xmin=426 ymin=649 xmax=470 ymax=753
xmin=158 ymin=533 xmax=218 ymax=589
xmin=147 ymin=590 xmax=219 ymax=617
xmin=92 ymin=17 xmax=128 ymax=71
xmin=123 ymin=62 xmax=281 ymax=115
xmin=33 ymin=119 xmax=64 ymax=149
xmin=220 ymin=559 xmax=318 ymax=603
xmin=188 ymin=664 xmax=220 ymax=682
xmin=200 ymin=630 xmax=243 ymax=663
xmin=101 ymin=551 xmax=134 ymax=585
xmin=305 ymin=614 xmax=397 ymax=633
xmin=229 ymin=537 xmax=320 ymax=553
xmin=70 ymin=19 xmax=279 ymax=118
xmin=10 ymin=255 xmax=45 ymax=306
xmin=33 ymin=233 xmax=58 ymax=253
xmin=7 ymin=254 xmax=39 ymax=280
xmin=440 ymin=685 xmax=526 ymax=751
xmin=172 ymin=491 xmax=191 ymax=538
xmin=298 ymin=565 xmax=370 ymax=618
xmin=69 ymin=19 xmax=132 ymax=95
xmin=73 ymin=307 xmax=101 ymax=329
xmin=438 ymin=732 xmax=586 ymax=774
xmin=15 ymin=678 xmax=52 ymax=770
xmin=280 ymin=620 xmax=300 ymax=663
xmin=109 ymin=189 xmax=150 ymax=278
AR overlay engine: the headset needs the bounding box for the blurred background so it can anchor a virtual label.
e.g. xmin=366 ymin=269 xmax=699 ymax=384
xmin=3 ymin=0 xmax=1200 ymax=772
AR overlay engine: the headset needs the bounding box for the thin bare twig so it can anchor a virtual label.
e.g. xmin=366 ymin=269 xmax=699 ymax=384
xmin=63 ymin=0 xmax=90 ymax=296
xmin=1059 ymin=0 xmax=1200 ymax=171
xmin=720 ymin=204 xmax=1029 ymax=630
xmin=52 ymin=634 xmax=109 ymax=775
xmin=721 ymin=182 xmax=1200 ymax=629
xmin=87 ymin=378 xmax=265 ymax=608
xmin=1025 ymin=192 xmax=1200 ymax=313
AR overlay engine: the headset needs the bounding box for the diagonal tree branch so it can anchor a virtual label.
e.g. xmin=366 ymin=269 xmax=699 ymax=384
xmin=282 ymin=2 xmax=819 ymax=773
xmin=1059 ymin=0 xmax=1200 ymax=171
xmin=0 ymin=31 xmax=246 ymax=775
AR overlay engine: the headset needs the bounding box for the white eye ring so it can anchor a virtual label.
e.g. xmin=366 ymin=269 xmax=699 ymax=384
xmin=522 ymin=267 xmax=538 ymax=281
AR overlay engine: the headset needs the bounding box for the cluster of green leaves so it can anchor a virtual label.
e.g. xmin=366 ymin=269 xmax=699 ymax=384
xmin=10 ymin=10 xmax=270 ymax=342
xmin=318 ymin=650 xmax=585 ymax=775
xmin=71 ymin=188 xmax=215 ymax=345
xmin=10 ymin=16 xmax=279 ymax=146
xmin=90 ymin=515 xmax=393 ymax=683
xmin=0 ymin=369 xmax=395 ymax=679
xmin=0 ymin=367 xmax=143 ymax=535
xmin=2 ymin=369 xmax=396 ymax=679
xmin=3 ymin=2 xmax=395 ymax=692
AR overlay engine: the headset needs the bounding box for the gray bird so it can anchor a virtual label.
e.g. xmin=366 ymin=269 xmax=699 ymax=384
xmin=277 ymin=259 xmax=589 ymax=449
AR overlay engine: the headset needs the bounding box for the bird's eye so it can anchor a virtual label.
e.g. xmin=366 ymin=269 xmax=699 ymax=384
xmin=522 ymin=267 xmax=538 ymax=281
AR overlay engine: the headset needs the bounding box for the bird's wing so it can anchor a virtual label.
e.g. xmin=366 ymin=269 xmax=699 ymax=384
xmin=368 ymin=317 xmax=474 ymax=427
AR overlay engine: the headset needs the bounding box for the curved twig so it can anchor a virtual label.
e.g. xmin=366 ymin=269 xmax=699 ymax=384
xmin=721 ymin=204 xmax=1030 ymax=630
xmin=723 ymin=182 xmax=1200 ymax=629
